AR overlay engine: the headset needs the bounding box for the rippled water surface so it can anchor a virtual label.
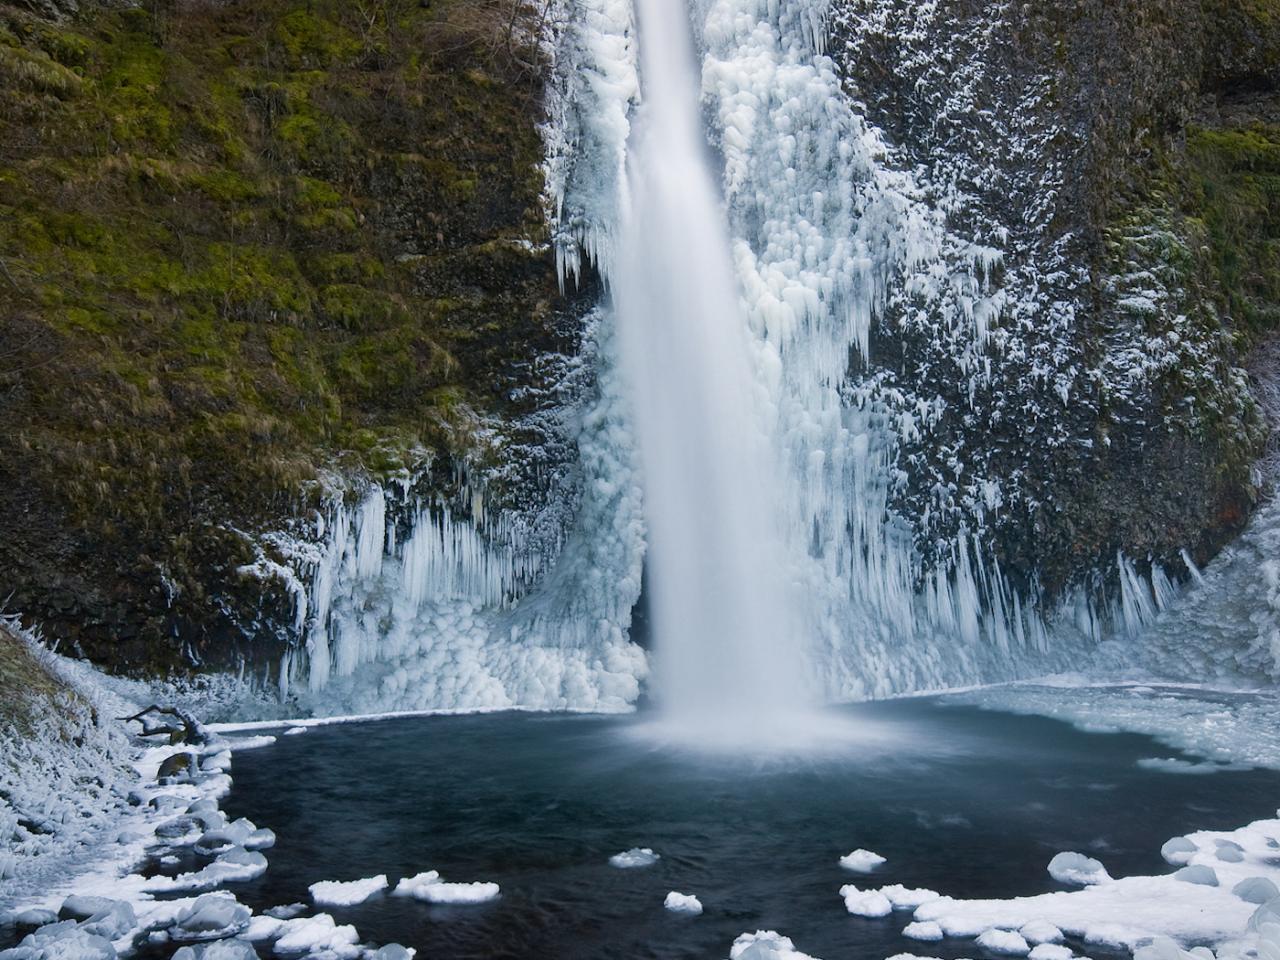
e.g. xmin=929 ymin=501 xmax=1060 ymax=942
xmin=220 ymin=698 xmax=1280 ymax=960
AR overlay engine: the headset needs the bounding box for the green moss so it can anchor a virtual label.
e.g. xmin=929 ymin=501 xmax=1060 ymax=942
xmin=0 ymin=0 xmax=556 ymax=667
xmin=1183 ymin=125 xmax=1280 ymax=332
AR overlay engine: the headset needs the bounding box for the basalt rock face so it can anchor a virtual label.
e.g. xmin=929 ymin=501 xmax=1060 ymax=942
xmin=0 ymin=0 xmax=586 ymax=675
xmin=830 ymin=0 xmax=1280 ymax=598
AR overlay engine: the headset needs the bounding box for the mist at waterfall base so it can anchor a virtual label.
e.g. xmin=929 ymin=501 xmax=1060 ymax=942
xmin=613 ymin=0 xmax=816 ymax=746
xmin=214 ymin=698 xmax=1280 ymax=960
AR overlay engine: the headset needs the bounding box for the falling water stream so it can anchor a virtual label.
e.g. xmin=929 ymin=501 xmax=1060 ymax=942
xmin=613 ymin=0 xmax=808 ymax=738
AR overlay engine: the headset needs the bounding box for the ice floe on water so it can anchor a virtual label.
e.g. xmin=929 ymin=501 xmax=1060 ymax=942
xmin=880 ymin=816 xmax=1280 ymax=951
xmin=392 ymin=872 xmax=500 ymax=904
xmin=663 ymin=892 xmax=703 ymax=916
xmin=977 ymin=928 xmax=1032 ymax=955
xmin=838 ymin=849 xmax=886 ymax=873
xmin=729 ymin=930 xmax=822 ymax=960
xmin=609 ymin=847 xmax=659 ymax=868
xmin=839 ymin=884 xmax=892 ymax=918
xmin=308 ymin=876 xmax=389 ymax=907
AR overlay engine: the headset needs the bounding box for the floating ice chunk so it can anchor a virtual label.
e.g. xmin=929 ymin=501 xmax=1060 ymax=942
xmin=880 ymin=885 xmax=941 ymax=910
xmin=284 ymin=728 xmax=308 ymax=736
xmin=1020 ymin=921 xmax=1064 ymax=945
xmin=272 ymin=914 xmax=360 ymax=957
xmin=393 ymin=871 xmax=500 ymax=904
xmin=369 ymin=946 xmax=415 ymax=960
xmin=1234 ymin=877 xmax=1280 ymax=904
xmin=839 ymin=849 xmax=886 ymax=873
xmin=1048 ymin=852 xmax=1111 ymax=886
xmin=1161 ymin=838 xmax=1198 ymax=865
xmin=1174 ymin=866 xmax=1218 ymax=887
xmin=609 ymin=848 xmax=659 ymax=868
xmin=172 ymin=894 xmax=251 ymax=942
xmin=903 ymin=921 xmax=944 ymax=941
xmin=171 ymin=940 xmax=258 ymax=960
xmin=839 ymin=885 xmax=892 ymax=918
xmin=977 ymin=929 xmax=1031 ymax=956
xmin=664 ymin=892 xmax=703 ymax=915
xmin=1029 ymin=945 xmax=1073 ymax=960
xmin=309 ymin=875 xmax=389 ymax=907
xmin=728 ymin=930 xmax=822 ymax=960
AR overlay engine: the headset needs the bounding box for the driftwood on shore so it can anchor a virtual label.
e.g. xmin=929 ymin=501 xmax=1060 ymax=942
xmin=119 ymin=705 xmax=209 ymax=745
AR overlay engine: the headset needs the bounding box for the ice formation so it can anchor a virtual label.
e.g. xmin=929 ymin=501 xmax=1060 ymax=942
xmin=729 ymin=931 xmax=824 ymax=960
xmin=392 ymin=871 xmax=500 ymax=904
xmin=608 ymin=848 xmax=659 ymax=868
xmin=838 ymin=849 xmax=887 ymax=873
xmin=1047 ymin=852 xmax=1111 ymax=887
xmin=663 ymin=891 xmax=704 ymax=915
xmin=308 ymin=875 xmax=389 ymax=907
xmin=839 ymin=884 xmax=892 ymax=918
xmin=170 ymin=0 xmax=1280 ymax=723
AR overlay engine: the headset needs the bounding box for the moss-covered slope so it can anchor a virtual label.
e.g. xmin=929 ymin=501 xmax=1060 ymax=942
xmin=0 ymin=0 xmax=567 ymax=672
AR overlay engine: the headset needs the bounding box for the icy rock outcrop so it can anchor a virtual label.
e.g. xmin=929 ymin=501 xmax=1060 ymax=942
xmin=1048 ymin=852 xmax=1111 ymax=886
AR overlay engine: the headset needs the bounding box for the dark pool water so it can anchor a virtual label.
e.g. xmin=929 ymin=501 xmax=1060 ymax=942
xmin=218 ymin=699 xmax=1280 ymax=960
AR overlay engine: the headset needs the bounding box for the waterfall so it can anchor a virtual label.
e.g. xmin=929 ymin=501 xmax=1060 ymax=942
xmin=614 ymin=0 xmax=807 ymax=731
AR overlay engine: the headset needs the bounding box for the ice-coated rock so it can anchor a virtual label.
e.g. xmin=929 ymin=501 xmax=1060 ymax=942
xmin=1248 ymin=896 xmax=1280 ymax=932
xmin=80 ymin=902 xmax=137 ymax=941
xmin=1134 ymin=935 xmax=1192 ymax=960
xmin=11 ymin=909 xmax=58 ymax=927
xmin=664 ymin=892 xmax=703 ymax=916
xmin=1234 ymin=877 xmax=1280 ymax=904
xmin=902 ymin=921 xmax=943 ymax=941
xmin=838 ymin=849 xmax=886 ymax=873
xmin=839 ymin=885 xmax=891 ymax=918
xmin=1048 ymin=852 xmax=1111 ymax=886
xmin=272 ymin=914 xmax=360 ymax=957
xmin=1174 ymin=865 xmax=1219 ymax=886
xmin=369 ymin=946 xmax=415 ymax=960
xmin=7 ymin=922 xmax=116 ymax=960
xmin=729 ymin=931 xmax=821 ymax=960
xmin=149 ymin=794 xmax=186 ymax=813
xmin=608 ymin=848 xmax=659 ymax=868
xmin=171 ymin=940 xmax=259 ymax=960
xmin=1161 ymin=837 xmax=1198 ymax=865
xmin=1020 ymin=921 xmax=1064 ymax=945
xmin=1215 ymin=839 xmax=1245 ymax=863
xmin=194 ymin=819 xmax=258 ymax=856
xmin=976 ymin=929 xmax=1030 ymax=956
xmin=1029 ymin=945 xmax=1073 ymax=960
xmin=58 ymin=898 xmax=115 ymax=923
xmin=172 ymin=895 xmax=251 ymax=941
xmin=155 ymin=817 xmax=200 ymax=840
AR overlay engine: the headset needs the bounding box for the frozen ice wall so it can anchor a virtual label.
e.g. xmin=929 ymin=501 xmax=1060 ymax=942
xmin=256 ymin=0 xmax=1277 ymax=718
